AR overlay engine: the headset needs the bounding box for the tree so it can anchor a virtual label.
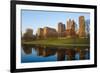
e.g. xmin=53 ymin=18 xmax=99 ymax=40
xmin=22 ymin=28 xmax=35 ymax=41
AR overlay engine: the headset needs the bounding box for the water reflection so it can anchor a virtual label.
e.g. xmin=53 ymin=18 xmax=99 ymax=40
xmin=21 ymin=45 xmax=90 ymax=63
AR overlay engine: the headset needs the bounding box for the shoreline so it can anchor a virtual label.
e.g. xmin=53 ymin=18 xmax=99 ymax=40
xmin=22 ymin=42 xmax=90 ymax=47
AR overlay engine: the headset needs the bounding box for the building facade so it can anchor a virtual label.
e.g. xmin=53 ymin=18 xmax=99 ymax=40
xmin=78 ymin=16 xmax=86 ymax=37
xmin=58 ymin=22 xmax=66 ymax=37
xmin=66 ymin=19 xmax=76 ymax=37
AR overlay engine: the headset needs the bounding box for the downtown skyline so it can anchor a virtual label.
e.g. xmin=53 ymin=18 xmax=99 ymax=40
xmin=21 ymin=10 xmax=90 ymax=35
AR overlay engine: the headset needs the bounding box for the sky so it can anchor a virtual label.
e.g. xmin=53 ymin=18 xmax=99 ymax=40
xmin=21 ymin=10 xmax=90 ymax=35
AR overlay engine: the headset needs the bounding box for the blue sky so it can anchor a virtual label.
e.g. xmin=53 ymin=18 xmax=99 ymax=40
xmin=21 ymin=10 xmax=90 ymax=35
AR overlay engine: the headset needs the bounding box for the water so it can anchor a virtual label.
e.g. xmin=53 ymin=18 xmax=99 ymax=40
xmin=21 ymin=45 xmax=90 ymax=63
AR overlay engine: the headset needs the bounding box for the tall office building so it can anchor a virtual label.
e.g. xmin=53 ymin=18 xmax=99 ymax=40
xmin=78 ymin=16 xmax=86 ymax=37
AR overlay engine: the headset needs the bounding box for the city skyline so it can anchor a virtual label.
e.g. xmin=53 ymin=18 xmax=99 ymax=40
xmin=21 ymin=10 xmax=90 ymax=35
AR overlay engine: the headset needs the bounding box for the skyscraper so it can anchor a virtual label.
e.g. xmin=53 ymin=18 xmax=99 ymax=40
xmin=66 ymin=19 xmax=76 ymax=37
xmin=58 ymin=22 xmax=66 ymax=37
xmin=67 ymin=19 xmax=71 ymax=30
xmin=58 ymin=22 xmax=65 ymax=33
xmin=78 ymin=16 xmax=86 ymax=37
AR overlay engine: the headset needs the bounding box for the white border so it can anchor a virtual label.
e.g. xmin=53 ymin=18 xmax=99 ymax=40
xmin=16 ymin=4 xmax=94 ymax=69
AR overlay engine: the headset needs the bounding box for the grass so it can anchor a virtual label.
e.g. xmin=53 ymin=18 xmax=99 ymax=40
xmin=22 ymin=38 xmax=90 ymax=47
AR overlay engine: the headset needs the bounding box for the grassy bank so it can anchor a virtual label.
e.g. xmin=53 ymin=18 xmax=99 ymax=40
xmin=22 ymin=38 xmax=90 ymax=47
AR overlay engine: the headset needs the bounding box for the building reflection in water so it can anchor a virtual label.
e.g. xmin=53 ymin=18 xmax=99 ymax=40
xmin=56 ymin=49 xmax=66 ymax=61
xmin=22 ymin=45 xmax=90 ymax=62
xmin=66 ymin=49 xmax=76 ymax=60
xmin=35 ymin=46 xmax=56 ymax=57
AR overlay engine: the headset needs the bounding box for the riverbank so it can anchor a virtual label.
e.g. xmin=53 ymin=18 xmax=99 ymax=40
xmin=22 ymin=38 xmax=90 ymax=47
